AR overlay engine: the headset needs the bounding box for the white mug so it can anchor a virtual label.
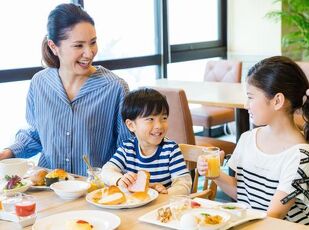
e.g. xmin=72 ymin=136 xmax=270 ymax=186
xmin=0 ymin=158 xmax=35 ymax=179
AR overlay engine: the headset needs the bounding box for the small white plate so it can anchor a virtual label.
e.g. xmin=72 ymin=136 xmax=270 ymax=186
xmin=29 ymin=175 xmax=74 ymax=190
xmin=32 ymin=210 xmax=120 ymax=230
xmin=1 ymin=179 xmax=32 ymax=195
xmin=86 ymin=187 xmax=159 ymax=209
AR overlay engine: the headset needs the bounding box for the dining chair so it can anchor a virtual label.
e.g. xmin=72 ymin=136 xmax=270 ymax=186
xmin=151 ymin=87 xmax=236 ymax=156
xmin=294 ymin=61 xmax=309 ymax=130
xmin=179 ymin=143 xmax=224 ymax=200
xmin=190 ymin=60 xmax=242 ymax=137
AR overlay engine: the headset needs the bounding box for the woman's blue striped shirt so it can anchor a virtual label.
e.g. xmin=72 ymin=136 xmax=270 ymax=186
xmin=8 ymin=66 xmax=132 ymax=175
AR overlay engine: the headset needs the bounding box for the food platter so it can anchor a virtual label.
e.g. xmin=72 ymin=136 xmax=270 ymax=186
xmin=29 ymin=175 xmax=74 ymax=190
xmin=139 ymin=198 xmax=267 ymax=230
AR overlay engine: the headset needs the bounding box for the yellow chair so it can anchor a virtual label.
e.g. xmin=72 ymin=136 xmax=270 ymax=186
xmin=179 ymin=144 xmax=224 ymax=200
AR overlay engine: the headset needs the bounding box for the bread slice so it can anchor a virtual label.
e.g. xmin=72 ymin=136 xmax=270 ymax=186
xmin=127 ymin=170 xmax=150 ymax=193
xmin=98 ymin=186 xmax=126 ymax=205
xmin=131 ymin=191 xmax=150 ymax=202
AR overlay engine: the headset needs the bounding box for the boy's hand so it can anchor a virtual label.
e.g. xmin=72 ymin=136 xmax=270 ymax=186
xmin=149 ymin=183 xmax=168 ymax=194
xmin=117 ymin=172 xmax=137 ymax=188
xmin=197 ymin=155 xmax=208 ymax=176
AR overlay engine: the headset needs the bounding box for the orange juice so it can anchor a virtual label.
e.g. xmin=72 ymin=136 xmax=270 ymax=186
xmin=203 ymin=147 xmax=220 ymax=179
xmin=206 ymin=155 xmax=220 ymax=178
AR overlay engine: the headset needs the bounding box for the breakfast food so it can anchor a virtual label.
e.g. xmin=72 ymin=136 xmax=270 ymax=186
xmin=3 ymin=175 xmax=25 ymax=190
xmin=191 ymin=200 xmax=201 ymax=208
xmin=45 ymin=169 xmax=69 ymax=186
xmin=130 ymin=191 xmax=150 ymax=202
xmin=157 ymin=207 xmax=172 ymax=223
xmin=30 ymin=169 xmax=48 ymax=186
xmin=127 ymin=170 xmax=150 ymax=193
xmin=96 ymin=186 xmax=126 ymax=205
xmin=180 ymin=212 xmax=223 ymax=229
xmin=65 ymin=220 xmax=93 ymax=230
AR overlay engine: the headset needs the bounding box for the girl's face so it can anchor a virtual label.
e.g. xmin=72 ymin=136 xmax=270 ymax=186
xmin=126 ymin=112 xmax=168 ymax=152
xmin=51 ymin=22 xmax=98 ymax=78
xmin=245 ymin=83 xmax=275 ymax=126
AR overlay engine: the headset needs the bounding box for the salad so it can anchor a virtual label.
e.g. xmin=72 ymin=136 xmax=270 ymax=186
xmin=4 ymin=175 xmax=26 ymax=190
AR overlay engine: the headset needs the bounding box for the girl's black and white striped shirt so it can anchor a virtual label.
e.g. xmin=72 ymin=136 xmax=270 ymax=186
xmin=228 ymin=128 xmax=309 ymax=225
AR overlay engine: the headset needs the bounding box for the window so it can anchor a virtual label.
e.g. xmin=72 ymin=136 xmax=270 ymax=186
xmin=168 ymin=0 xmax=219 ymax=44
xmin=0 ymin=1 xmax=69 ymax=70
xmin=85 ymin=0 xmax=157 ymax=60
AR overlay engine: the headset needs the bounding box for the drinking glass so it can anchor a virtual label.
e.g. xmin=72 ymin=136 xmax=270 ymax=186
xmin=2 ymin=192 xmax=22 ymax=213
xmin=202 ymin=147 xmax=221 ymax=179
xmin=86 ymin=167 xmax=104 ymax=192
xmin=14 ymin=194 xmax=36 ymax=218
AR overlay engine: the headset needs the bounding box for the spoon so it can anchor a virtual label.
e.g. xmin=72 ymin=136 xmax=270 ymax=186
xmin=82 ymin=154 xmax=102 ymax=187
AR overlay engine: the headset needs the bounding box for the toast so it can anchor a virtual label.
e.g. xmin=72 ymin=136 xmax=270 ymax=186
xmin=127 ymin=170 xmax=150 ymax=193
xmin=98 ymin=186 xmax=126 ymax=205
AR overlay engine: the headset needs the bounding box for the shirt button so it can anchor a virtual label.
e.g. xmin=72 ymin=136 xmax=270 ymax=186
xmin=65 ymin=158 xmax=70 ymax=162
xmin=66 ymin=132 xmax=70 ymax=136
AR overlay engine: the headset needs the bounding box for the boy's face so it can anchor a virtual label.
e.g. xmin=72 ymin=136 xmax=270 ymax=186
xmin=125 ymin=112 xmax=168 ymax=152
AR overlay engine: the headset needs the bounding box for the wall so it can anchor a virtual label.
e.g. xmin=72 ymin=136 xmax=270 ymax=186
xmin=227 ymin=0 xmax=282 ymax=79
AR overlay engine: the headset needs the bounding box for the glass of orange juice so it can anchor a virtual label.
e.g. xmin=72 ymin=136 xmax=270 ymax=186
xmin=202 ymin=147 xmax=220 ymax=179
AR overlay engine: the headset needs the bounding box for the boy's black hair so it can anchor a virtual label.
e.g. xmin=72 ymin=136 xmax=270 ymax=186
xmin=121 ymin=88 xmax=169 ymax=122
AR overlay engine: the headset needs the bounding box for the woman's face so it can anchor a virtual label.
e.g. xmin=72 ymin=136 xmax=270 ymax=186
xmin=53 ymin=22 xmax=98 ymax=78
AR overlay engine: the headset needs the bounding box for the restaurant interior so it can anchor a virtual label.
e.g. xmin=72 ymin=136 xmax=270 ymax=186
xmin=0 ymin=0 xmax=308 ymax=229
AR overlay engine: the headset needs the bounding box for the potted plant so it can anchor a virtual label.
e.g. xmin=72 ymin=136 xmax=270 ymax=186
xmin=266 ymin=0 xmax=309 ymax=60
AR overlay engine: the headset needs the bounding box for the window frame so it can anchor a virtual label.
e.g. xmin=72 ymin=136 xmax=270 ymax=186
xmin=0 ymin=0 xmax=226 ymax=83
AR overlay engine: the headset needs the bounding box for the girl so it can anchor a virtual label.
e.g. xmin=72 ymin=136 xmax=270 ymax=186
xmin=198 ymin=56 xmax=309 ymax=224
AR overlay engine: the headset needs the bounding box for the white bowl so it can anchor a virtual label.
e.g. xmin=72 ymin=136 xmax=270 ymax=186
xmin=50 ymin=181 xmax=90 ymax=200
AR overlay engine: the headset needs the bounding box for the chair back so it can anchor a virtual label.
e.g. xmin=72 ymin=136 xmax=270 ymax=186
xmin=296 ymin=61 xmax=309 ymax=80
xmin=152 ymin=87 xmax=196 ymax=145
xmin=179 ymin=143 xmax=224 ymax=200
xmin=203 ymin=60 xmax=242 ymax=83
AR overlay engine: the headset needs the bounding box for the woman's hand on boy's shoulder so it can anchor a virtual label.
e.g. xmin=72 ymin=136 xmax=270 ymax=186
xmin=117 ymin=172 xmax=137 ymax=188
xmin=149 ymin=183 xmax=168 ymax=194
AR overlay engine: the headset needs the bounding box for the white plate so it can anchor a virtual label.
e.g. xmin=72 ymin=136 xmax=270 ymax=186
xmin=139 ymin=198 xmax=267 ymax=230
xmin=86 ymin=187 xmax=159 ymax=209
xmin=1 ymin=179 xmax=32 ymax=195
xmin=32 ymin=210 xmax=120 ymax=230
xmin=29 ymin=175 xmax=74 ymax=190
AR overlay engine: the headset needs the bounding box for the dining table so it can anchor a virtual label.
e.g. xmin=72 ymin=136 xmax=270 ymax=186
xmin=141 ymin=79 xmax=249 ymax=142
xmin=0 ymin=183 xmax=307 ymax=230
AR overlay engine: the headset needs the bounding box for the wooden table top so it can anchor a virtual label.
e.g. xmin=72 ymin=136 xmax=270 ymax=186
xmin=143 ymin=79 xmax=247 ymax=109
xmin=0 ymin=187 xmax=307 ymax=230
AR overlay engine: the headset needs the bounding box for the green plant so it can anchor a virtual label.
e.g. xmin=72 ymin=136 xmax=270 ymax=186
xmin=266 ymin=0 xmax=309 ymax=60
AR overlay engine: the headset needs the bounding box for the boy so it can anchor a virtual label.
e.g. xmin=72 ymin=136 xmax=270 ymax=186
xmin=102 ymin=88 xmax=192 ymax=195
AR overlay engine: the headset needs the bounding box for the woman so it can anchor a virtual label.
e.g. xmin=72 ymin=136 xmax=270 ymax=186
xmin=0 ymin=3 xmax=131 ymax=175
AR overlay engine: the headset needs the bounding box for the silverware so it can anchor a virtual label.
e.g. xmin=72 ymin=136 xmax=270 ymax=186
xmin=82 ymin=154 xmax=101 ymax=187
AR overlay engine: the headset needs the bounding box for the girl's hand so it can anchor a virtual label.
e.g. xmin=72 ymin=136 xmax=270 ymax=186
xmin=149 ymin=183 xmax=168 ymax=194
xmin=117 ymin=172 xmax=137 ymax=188
xmin=197 ymin=155 xmax=208 ymax=176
